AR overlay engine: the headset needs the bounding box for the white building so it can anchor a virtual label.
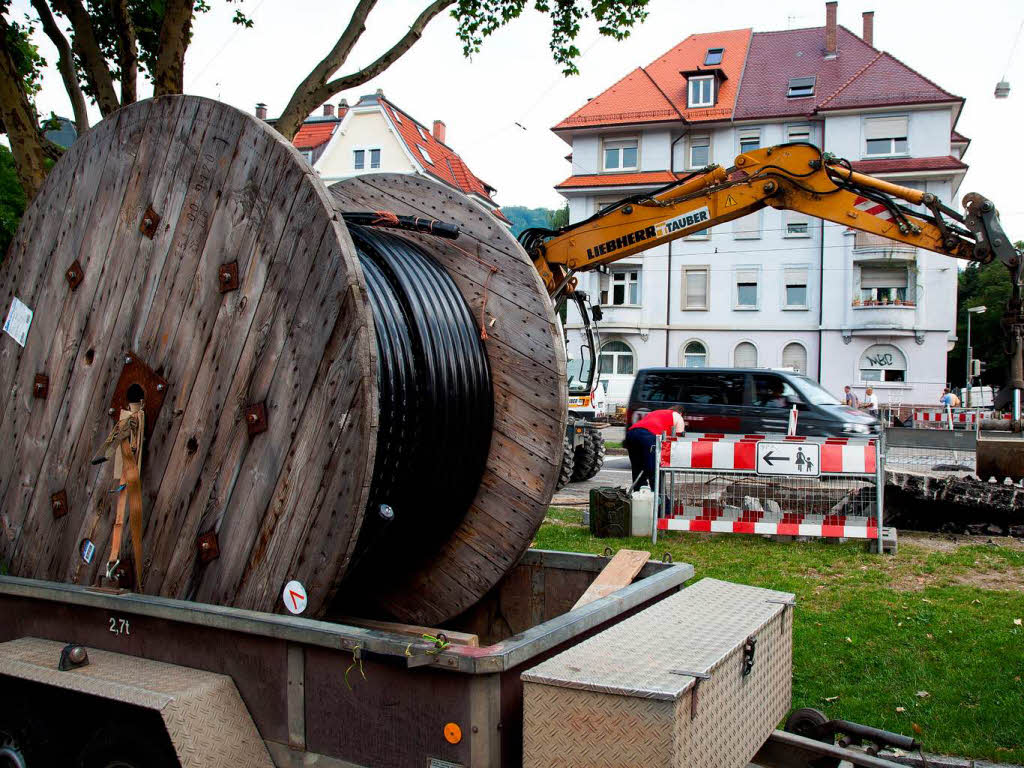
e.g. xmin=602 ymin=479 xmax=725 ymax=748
xmin=554 ymin=3 xmax=967 ymax=410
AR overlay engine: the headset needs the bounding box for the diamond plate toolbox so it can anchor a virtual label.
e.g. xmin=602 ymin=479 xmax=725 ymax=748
xmin=521 ymin=578 xmax=794 ymax=768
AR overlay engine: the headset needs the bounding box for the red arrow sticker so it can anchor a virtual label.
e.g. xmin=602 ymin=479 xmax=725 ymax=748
xmin=282 ymin=580 xmax=307 ymax=615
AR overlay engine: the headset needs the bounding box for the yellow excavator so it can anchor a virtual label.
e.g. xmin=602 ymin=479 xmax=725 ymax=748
xmin=518 ymin=142 xmax=1023 ymax=481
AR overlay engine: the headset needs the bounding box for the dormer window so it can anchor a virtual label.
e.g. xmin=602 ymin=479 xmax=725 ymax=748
xmin=704 ymin=48 xmax=724 ymax=66
xmin=688 ymin=75 xmax=716 ymax=108
xmin=787 ymin=76 xmax=816 ymax=98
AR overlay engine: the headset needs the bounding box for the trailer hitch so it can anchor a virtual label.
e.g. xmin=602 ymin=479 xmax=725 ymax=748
xmin=784 ymin=708 xmax=920 ymax=767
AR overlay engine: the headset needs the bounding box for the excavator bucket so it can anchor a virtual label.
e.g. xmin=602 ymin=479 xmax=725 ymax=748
xmin=976 ymin=433 xmax=1024 ymax=483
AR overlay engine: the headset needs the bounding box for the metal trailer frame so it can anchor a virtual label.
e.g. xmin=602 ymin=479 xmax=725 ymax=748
xmin=0 ymin=550 xmax=692 ymax=768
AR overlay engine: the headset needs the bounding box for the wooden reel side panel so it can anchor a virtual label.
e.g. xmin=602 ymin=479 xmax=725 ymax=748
xmin=328 ymin=174 xmax=568 ymax=624
xmin=0 ymin=96 xmax=378 ymax=617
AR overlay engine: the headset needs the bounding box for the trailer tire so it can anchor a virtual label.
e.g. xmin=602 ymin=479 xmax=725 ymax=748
xmin=783 ymin=708 xmax=840 ymax=768
xmin=77 ymin=724 xmax=178 ymax=768
xmin=0 ymin=699 xmax=53 ymax=768
xmin=555 ymin=437 xmax=575 ymax=492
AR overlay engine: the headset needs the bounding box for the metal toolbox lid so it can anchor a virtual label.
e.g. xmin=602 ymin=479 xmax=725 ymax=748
xmin=520 ymin=578 xmax=795 ymax=701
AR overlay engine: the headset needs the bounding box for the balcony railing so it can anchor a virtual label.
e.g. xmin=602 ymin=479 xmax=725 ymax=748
xmin=853 ymin=232 xmax=916 ymax=254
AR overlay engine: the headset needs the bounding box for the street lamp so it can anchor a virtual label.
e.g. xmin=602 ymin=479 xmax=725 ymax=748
xmin=966 ymin=305 xmax=987 ymax=407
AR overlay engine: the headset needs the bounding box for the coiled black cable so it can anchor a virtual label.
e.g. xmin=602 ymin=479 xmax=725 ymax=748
xmin=347 ymin=224 xmax=493 ymax=574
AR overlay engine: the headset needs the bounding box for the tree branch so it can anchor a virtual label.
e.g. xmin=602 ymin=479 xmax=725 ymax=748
xmin=274 ymin=0 xmax=379 ymax=141
xmin=30 ymin=0 xmax=88 ymax=133
xmin=49 ymin=0 xmax=120 ymax=115
xmin=0 ymin=16 xmax=49 ymax=200
xmin=111 ymin=0 xmax=137 ymax=105
xmin=153 ymin=0 xmax=193 ymax=97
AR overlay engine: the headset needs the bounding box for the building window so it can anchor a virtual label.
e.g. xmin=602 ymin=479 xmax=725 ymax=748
xmin=864 ymin=116 xmax=908 ymax=156
xmin=603 ymin=138 xmax=638 ymax=171
xmin=859 ymin=265 xmax=909 ymax=303
xmin=301 ymin=150 xmax=313 ymax=163
xmin=734 ymin=341 xmax=757 ymax=368
xmin=370 ymin=148 xmax=381 ymax=169
xmin=735 ymin=268 xmax=759 ymax=309
xmin=738 ymin=128 xmax=760 ymax=154
xmin=682 ymin=340 xmax=708 ymax=368
xmin=734 ymin=209 xmax=761 ymax=240
xmin=599 ymin=340 xmax=634 ymax=375
xmin=603 ymin=269 xmax=640 ymax=306
xmin=860 ymin=344 xmax=906 ymax=382
xmin=688 ymin=76 xmax=715 ymax=108
xmin=782 ymin=342 xmax=807 ymax=374
xmin=787 ymin=124 xmax=812 ymax=144
xmin=704 ymin=47 xmax=724 ymax=66
xmin=784 ymin=267 xmax=809 ymax=309
xmin=685 ymin=227 xmax=710 ymax=241
xmin=688 ymin=134 xmax=710 ymax=168
xmin=418 ymin=145 xmax=433 ymax=165
xmin=353 ymin=149 xmax=365 ymax=170
xmin=787 ymin=76 xmax=816 ymax=98
xmin=417 ymin=124 xmax=429 ymax=141
xmin=785 ymin=212 xmax=810 ymax=237
xmin=683 ymin=267 xmax=709 ymax=310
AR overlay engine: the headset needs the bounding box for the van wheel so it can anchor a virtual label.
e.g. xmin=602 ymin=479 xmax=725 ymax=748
xmin=555 ymin=437 xmax=575 ymax=491
xmin=571 ymin=431 xmax=605 ymax=481
xmin=77 ymin=724 xmax=177 ymax=768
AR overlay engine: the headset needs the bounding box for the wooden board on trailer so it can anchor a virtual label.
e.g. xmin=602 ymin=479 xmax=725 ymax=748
xmin=571 ymin=549 xmax=651 ymax=609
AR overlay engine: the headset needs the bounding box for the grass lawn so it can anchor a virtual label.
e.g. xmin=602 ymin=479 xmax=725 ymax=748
xmin=538 ymin=508 xmax=1024 ymax=763
xmin=604 ymin=440 xmax=623 ymax=450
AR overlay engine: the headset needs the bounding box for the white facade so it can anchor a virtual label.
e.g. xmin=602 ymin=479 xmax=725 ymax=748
xmin=563 ymin=109 xmax=962 ymax=410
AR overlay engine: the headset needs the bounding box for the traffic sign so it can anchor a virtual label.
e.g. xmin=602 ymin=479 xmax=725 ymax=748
xmin=756 ymin=441 xmax=820 ymax=477
xmin=282 ymin=579 xmax=308 ymax=614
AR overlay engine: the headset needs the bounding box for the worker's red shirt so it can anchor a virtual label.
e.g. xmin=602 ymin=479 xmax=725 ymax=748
xmin=629 ymin=409 xmax=678 ymax=436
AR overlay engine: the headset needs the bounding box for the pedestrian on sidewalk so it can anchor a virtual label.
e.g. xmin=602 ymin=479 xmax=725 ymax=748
xmin=862 ymin=386 xmax=879 ymax=417
xmin=844 ymin=385 xmax=859 ymax=409
xmin=940 ymin=387 xmax=960 ymax=408
xmin=624 ymin=407 xmax=686 ymax=489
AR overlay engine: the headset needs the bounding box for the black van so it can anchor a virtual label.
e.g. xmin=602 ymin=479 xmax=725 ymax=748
xmin=626 ymin=367 xmax=881 ymax=437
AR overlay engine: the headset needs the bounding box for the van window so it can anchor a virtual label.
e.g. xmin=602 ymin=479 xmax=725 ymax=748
xmin=636 ymin=372 xmax=684 ymax=402
xmin=752 ymin=374 xmax=803 ymax=408
xmin=681 ymin=372 xmax=746 ymax=406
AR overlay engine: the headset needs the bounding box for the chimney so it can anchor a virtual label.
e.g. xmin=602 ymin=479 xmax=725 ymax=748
xmin=323 ymin=103 xmax=335 ymax=117
xmin=255 ymin=102 xmax=267 ymax=120
xmin=432 ymin=120 xmax=446 ymax=143
xmin=862 ymin=10 xmax=874 ymax=47
xmin=825 ymin=1 xmax=838 ymax=57
xmin=337 ymin=98 xmax=348 ymax=118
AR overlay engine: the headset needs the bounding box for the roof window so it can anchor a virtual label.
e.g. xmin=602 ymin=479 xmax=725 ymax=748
xmin=417 ymin=124 xmax=429 ymax=141
xmin=788 ymin=76 xmax=816 ymax=98
xmin=704 ymin=48 xmax=724 ymax=66
xmin=417 ymin=145 xmax=433 ymax=165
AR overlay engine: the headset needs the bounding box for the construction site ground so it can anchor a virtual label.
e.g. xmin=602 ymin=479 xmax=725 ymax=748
xmin=535 ymin=507 xmax=1024 ymax=764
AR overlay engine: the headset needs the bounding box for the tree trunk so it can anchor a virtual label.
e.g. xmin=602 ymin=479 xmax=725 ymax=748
xmin=49 ymin=0 xmax=120 ymax=116
xmin=111 ymin=0 xmax=137 ymax=105
xmin=275 ymin=0 xmax=452 ymax=141
xmin=153 ymin=0 xmax=193 ymax=97
xmin=30 ymin=0 xmax=89 ymax=133
xmin=0 ymin=18 xmax=48 ymax=200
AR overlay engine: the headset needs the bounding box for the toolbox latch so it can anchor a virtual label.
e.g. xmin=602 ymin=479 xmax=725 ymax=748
xmin=669 ymin=669 xmax=710 ymax=720
xmin=742 ymin=636 xmax=757 ymax=677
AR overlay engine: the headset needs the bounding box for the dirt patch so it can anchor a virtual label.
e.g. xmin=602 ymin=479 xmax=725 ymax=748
xmin=949 ymin=565 xmax=1024 ymax=591
xmin=900 ymin=531 xmax=1024 ymax=552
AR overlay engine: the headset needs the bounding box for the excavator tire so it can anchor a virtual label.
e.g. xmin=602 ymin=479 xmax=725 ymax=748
xmin=572 ymin=429 xmax=606 ymax=481
xmin=555 ymin=437 xmax=575 ymax=492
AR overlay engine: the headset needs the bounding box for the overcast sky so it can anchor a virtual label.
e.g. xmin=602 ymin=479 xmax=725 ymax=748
xmin=12 ymin=0 xmax=1024 ymax=235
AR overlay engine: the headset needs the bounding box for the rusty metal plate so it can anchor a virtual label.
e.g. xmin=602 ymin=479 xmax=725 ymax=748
xmin=65 ymin=260 xmax=84 ymax=291
xmin=50 ymin=490 xmax=68 ymax=519
xmin=245 ymin=402 xmax=267 ymax=437
xmin=33 ymin=373 xmax=48 ymax=399
xmin=140 ymin=205 xmax=161 ymax=238
xmin=197 ymin=531 xmax=220 ymax=563
xmin=109 ymin=353 xmax=168 ymax=438
xmin=218 ymin=261 xmax=239 ymax=293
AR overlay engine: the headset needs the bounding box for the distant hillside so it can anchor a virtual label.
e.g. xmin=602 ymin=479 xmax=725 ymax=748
xmin=503 ymin=206 xmax=568 ymax=237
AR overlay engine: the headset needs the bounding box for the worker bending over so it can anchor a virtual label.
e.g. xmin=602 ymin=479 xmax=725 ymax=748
xmin=624 ymin=407 xmax=686 ymax=489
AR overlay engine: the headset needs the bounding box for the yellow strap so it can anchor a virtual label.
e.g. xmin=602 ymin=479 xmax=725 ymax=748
xmin=104 ymin=404 xmax=145 ymax=587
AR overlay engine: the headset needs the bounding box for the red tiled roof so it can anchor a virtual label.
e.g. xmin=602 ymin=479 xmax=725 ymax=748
xmin=556 ymin=171 xmax=680 ymax=189
xmin=554 ymin=29 xmax=751 ymax=130
xmin=380 ymin=101 xmax=497 ymax=205
xmin=734 ymin=26 xmax=959 ymax=120
xmin=849 ymin=156 xmax=967 ymax=174
xmin=293 ymin=120 xmax=338 ymax=150
xmin=492 ymin=208 xmax=511 ymax=224
xmin=951 ymin=130 xmax=970 ymax=143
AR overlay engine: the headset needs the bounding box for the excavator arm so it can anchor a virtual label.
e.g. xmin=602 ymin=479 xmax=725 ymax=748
xmin=521 ymin=142 xmax=1023 ymax=423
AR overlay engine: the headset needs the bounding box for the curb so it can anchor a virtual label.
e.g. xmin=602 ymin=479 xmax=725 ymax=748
xmin=880 ymin=750 xmax=1023 ymax=768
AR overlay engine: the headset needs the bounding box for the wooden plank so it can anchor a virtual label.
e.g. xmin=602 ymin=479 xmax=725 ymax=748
xmin=336 ymin=616 xmax=479 ymax=647
xmin=571 ymin=549 xmax=651 ymax=610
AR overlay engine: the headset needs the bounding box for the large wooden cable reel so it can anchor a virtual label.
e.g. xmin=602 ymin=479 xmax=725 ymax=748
xmin=0 ymin=96 xmax=566 ymax=624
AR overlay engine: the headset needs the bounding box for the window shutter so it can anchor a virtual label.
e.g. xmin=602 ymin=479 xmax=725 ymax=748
xmin=685 ymin=269 xmax=708 ymax=308
xmin=860 ymin=267 xmax=907 ymax=288
xmin=736 ymin=269 xmax=758 ymax=284
xmin=734 ymin=342 xmax=757 ymax=367
xmin=782 ymin=343 xmax=807 ymax=373
xmin=785 ymin=211 xmax=810 ymax=227
xmin=865 ymin=116 xmax=908 ymax=140
xmin=785 ymin=267 xmax=808 ymax=286
xmin=734 ymin=210 xmax=761 ymax=239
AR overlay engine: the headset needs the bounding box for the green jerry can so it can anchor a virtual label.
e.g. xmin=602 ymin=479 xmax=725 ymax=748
xmin=589 ymin=487 xmax=632 ymax=538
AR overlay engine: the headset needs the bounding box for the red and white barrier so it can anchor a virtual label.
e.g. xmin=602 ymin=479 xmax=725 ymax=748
xmin=657 ymin=516 xmax=878 ymax=539
xmin=659 ymin=433 xmax=877 ymax=474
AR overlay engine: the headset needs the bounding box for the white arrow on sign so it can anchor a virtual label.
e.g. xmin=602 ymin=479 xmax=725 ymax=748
xmin=756 ymin=441 xmax=820 ymax=477
xmin=283 ymin=579 xmax=308 ymax=615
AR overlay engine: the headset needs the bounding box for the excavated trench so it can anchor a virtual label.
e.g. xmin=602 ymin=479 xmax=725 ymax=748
xmin=885 ymin=470 xmax=1024 ymax=537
